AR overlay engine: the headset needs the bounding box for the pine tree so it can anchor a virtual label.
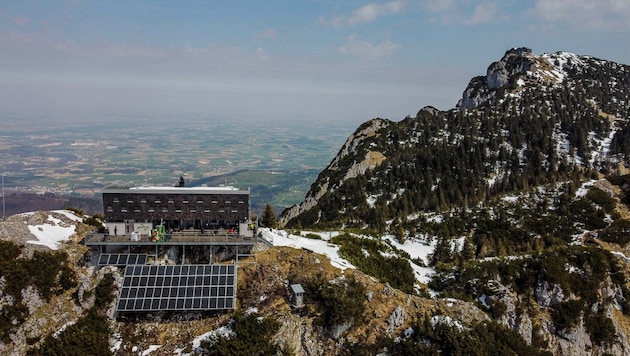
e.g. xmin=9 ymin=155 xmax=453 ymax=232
xmin=261 ymin=203 xmax=278 ymax=228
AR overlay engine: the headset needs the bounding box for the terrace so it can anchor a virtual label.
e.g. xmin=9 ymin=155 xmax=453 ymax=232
xmin=85 ymin=229 xmax=257 ymax=247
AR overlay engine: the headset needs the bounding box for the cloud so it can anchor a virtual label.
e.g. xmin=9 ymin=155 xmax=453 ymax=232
xmin=465 ymin=1 xmax=499 ymax=25
xmin=337 ymin=34 xmax=401 ymax=61
xmin=257 ymin=28 xmax=277 ymax=39
xmin=256 ymin=47 xmax=270 ymax=62
xmin=50 ymin=39 xmax=164 ymax=58
xmin=12 ymin=16 xmax=29 ymax=27
xmin=533 ymin=0 xmax=630 ymax=29
xmin=422 ymin=0 xmax=456 ymax=12
xmin=348 ymin=1 xmax=408 ymax=25
xmin=318 ymin=15 xmax=345 ymax=28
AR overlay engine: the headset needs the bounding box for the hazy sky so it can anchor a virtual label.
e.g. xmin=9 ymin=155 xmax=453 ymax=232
xmin=1 ymin=0 xmax=629 ymax=126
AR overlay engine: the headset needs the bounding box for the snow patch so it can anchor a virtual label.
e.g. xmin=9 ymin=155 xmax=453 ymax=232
xmin=26 ymin=213 xmax=77 ymax=250
xmin=260 ymin=228 xmax=355 ymax=270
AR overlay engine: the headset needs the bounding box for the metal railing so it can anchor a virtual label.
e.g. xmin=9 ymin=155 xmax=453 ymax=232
xmin=85 ymin=230 xmax=256 ymax=246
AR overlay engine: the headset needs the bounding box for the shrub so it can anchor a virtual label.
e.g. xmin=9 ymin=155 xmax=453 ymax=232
xmin=63 ymin=207 xmax=84 ymax=217
xmin=331 ymin=233 xmax=415 ymax=294
xmin=28 ymin=309 xmax=111 ymax=356
xmin=389 ymin=316 xmax=543 ymax=355
xmin=203 ymin=311 xmax=279 ymax=356
xmin=94 ymin=273 xmax=115 ymax=309
xmin=598 ymin=219 xmax=630 ymax=246
xmin=304 ymin=233 xmax=322 ymax=240
xmin=585 ymin=311 xmax=617 ymax=346
xmin=313 ymin=275 xmax=366 ymax=328
xmin=551 ymin=299 xmax=584 ymax=331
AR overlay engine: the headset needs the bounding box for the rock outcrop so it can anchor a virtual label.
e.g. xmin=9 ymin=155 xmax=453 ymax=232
xmin=279 ymin=118 xmax=391 ymax=226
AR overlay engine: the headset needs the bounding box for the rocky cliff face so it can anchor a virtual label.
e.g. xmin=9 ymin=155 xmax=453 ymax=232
xmin=279 ymin=118 xmax=391 ymax=226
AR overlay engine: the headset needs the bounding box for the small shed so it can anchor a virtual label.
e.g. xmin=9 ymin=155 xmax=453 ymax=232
xmin=289 ymin=284 xmax=305 ymax=308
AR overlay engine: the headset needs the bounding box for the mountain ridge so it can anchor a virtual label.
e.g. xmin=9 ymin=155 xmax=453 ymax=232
xmin=2 ymin=47 xmax=630 ymax=355
xmin=281 ymin=47 xmax=630 ymax=228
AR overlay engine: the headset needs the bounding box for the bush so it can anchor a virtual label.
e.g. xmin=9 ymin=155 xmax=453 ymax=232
xmin=585 ymin=311 xmax=617 ymax=346
xmin=551 ymin=299 xmax=584 ymax=331
xmin=28 ymin=309 xmax=111 ymax=356
xmin=94 ymin=273 xmax=115 ymax=308
xmin=586 ymin=187 xmax=616 ymax=214
xmin=203 ymin=311 xmax=279 ymax=356
xmin=331 ymin=233 xmax=415 ymax=294
xmin=0 ymin=241 xmax=78 ymax=341
xmin=304 ymin=233 xmax=322 ymax=240
xmin=598 ymin=219 xmax=630 ymax=246
xmin=389 ymin=316 xmax=544 ymax=355
xmin=320 ymin=277 xmax=365 ymax=327
xmin=63 ymin=207 xmax=84 ymax=217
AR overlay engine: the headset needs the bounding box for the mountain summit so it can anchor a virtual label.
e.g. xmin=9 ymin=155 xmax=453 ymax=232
xmin=282 ymin=47 xmax=630 ymax=228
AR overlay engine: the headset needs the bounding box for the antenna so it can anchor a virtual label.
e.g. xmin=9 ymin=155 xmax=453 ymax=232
xmin=2 ymin=174 xmax=5 ymax=221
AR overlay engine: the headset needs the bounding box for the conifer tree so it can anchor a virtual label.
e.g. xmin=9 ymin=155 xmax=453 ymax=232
xmin=261 ymin=203 xmax=278 ymax=228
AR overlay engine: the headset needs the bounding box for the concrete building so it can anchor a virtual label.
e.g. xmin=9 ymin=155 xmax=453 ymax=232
xmin=101 ymin=185 xmax=250 ymax=237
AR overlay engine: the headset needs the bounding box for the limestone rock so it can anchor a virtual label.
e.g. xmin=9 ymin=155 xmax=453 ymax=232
xmin=387 ymin=306 xmax=406 ymax=334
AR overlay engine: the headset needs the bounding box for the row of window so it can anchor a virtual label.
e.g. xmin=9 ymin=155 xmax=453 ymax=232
xmin=106 ymin=207 xmax=243 ymax=214
xmin=112 ymin=198 xmax=245 ymax=205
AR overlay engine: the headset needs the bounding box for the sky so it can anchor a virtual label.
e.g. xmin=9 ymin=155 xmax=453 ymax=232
xmin=1 ymin=0 xmax=629 ymax=126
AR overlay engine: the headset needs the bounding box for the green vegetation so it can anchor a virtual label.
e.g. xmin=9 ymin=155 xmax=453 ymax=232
xmin=310 ymin=274 xmax=366 ymax=329
xmin=430 ymin=245 xmax=627 ymax=344
xmin=346 ymin=316 xmax=546 ymax=355
xmin=28 ymin=309 xmax=112 ymax=356
xmin=83 ymin=213 xmax=106 ymax=233
xmin=286 ymin=56 xmax=630 ymax=230
xmin=260 ymin=203 xmax=278 ymax=228
xmin=28 ymin=273 xmax=115 ymax=356
xmin=390 ymin=317 xmax=544 ymax=356
xmin=0 ymin=240 xmax=78 ymax=342
xmin=202 ymin=311 xmax=280 ymax=356
xmin=331 ymin=233 xmax=416 ymax=294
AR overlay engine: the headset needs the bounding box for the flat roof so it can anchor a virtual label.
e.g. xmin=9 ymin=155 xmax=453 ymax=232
xmin=102 ymin=185 xmax=249 ymax=195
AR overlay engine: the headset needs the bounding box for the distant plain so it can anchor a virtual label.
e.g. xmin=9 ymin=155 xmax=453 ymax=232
xmin=0 ymin=116 xmax=355 ymax=214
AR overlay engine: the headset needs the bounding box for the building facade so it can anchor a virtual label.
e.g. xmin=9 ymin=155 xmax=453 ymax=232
xmin=102 ymin=185 xmax=250 ymax=234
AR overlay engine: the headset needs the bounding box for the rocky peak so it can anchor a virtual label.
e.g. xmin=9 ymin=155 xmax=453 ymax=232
xmin=460 ymin=47 xmax=535 ymax=109
xmin=486 ymin=47 xmax=534 ymax=89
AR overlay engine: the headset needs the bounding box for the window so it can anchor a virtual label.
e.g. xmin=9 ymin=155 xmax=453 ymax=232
xmin=106 ymin=206 xmax=113 ymax=212
xmin=155 ymin=199 xmax=161 ymax=203
xmin=197 ymin=200 xmax=203 ymax=204
xmin=113 ymin=198 xmax=119 ymax=203
xmin=162 ymin=208 xmax=168 ymax=213
xmin=121 ymin=208 xmax=128 ymax=213
xmin=183 ymin=200 xmax=189 ymax=204
xmin=211 ymin=200 xmax=217 ymax=204
xmin=190 ymin=209 xmax=196 ymax=213
xmin=148 ymin=209 xmax=155 ymax=213
xmin=140 ymin=198 xmax=147 ymax=203
xmin=168 ymin=199 xmax=174 ymax=204
xmin=238 ymin=200 xmax=244 ymax=204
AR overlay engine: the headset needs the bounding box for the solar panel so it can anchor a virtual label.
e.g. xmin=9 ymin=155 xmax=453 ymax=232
xmin=117 ymin=264 xmax=237 ymax=312
xmin=98 ymin=254 xmax=147 ymax=266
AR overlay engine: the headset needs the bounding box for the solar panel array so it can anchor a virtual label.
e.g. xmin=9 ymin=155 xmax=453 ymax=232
xmin=98 ymin=253 xmax=147 ymax=266
xmin=117 ymin=264 xmax=236 ymax=312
